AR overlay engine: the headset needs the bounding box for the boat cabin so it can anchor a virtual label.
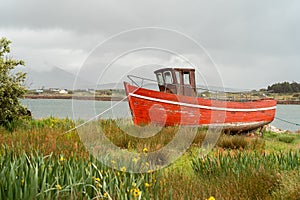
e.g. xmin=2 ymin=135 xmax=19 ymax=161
xmin=154 ymin=67 xmax=196 ymax=96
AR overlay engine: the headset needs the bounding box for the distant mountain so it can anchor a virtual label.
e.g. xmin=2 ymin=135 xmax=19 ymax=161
xmin=23 ymin=67 xmax=144 ymax=90
xmin=22 ymin=64 xmax=159 ymax=90
xmin=22 ymin=65 xmax=260 ymax=92
xmin=23 ymin=67 xmax=95 ymax=89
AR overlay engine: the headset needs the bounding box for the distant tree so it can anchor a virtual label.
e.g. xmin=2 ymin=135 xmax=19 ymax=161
xmin=291 ymin=82 xmax=300 ymax=93
xmin=0 ymin=37 xmax=28 ymax=128
xmin=267 ymin=81 xmax=300 ymax=93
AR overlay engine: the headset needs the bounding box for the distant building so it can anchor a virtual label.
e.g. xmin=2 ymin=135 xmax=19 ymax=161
xmin=50 ymin=88 xmax=60 ymax=93
xmin=59 ymin=89 xmax=68 ymax=94
xmin=86 ymin=88 xmax=95 ymax=94
xmin=35 ymin=89 xmax=43 ymax=94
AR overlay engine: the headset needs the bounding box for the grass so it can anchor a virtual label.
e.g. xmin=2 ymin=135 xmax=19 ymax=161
xmin=0 ymin=118 xmax=300 ymax=199
xmin=263 ymin=131 xmax=300 ymax=151
xmin=0 ymin=150 xmax=161 ymax=199
xmin=278 ymin=135 xmax=296 ymax=143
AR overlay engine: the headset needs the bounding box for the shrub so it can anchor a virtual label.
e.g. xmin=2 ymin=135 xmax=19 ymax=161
xmin=217 ymin=135 xmax=249 ymax=149
xmin=278 ymin=135 xmax=295 ymax=143
xmin=292 ymin=93 xmax=299 ymax=97
xmin=249 ymin=138 xmax=266 ymax=150
xmin=263 ymin=131 xmax=278 ymax=139
xmin=191 ymin=151 xmax=300 ymax=178
xmin=0 ymin=37 xmax=29 ymax=129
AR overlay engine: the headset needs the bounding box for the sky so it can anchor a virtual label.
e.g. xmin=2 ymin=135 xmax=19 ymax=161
xmin=1 ymin=0 xmax=299 ymax=90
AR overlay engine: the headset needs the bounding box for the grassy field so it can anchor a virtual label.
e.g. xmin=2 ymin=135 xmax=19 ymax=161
xmin=0 ymin=118 xmax=299 ymax=199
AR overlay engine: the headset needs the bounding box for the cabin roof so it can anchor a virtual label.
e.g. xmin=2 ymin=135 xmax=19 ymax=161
xmin=154 ymin=66 xmax=195 ymax=73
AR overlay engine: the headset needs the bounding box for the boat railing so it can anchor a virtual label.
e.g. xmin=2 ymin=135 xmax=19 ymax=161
xmin=127 ymin=75 xmax=158 ymax=88
xmin=127 ymin=75 xmax=273 ymax=101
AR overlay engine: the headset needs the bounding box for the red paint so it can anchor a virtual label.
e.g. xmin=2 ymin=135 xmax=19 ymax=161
xmin=124 ymin=82 xmax=276 ymax=128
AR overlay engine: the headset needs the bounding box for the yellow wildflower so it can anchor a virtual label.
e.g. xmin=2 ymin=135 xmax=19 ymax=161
xmin=95 ymin=177 xmax=101 ymax=182
xmin=21 ymin=179 xmax=25 ymax=186
xmin=131 ymin=188 xmax=141 ymax=197
xmin=132 ymin=157 xmax=138 ymax=163
xmin=55 ymin=184 xmax=62 ymax=190
xmin=207 ymin=196 xmax=215 ymax=200
xmin=103 ymin=192 xmax=108 ymax=197
xmin=59 ymin=156 xmax=64 ymax=162
xmin=143 ymin=147 xmax=148 ymax=153
xmin=214 ymin=151 xmax=217 ymax=157
xmin=110 ymin=160 xmax=116 ymax=164
xmin=144 ymin=182 xmax=150 ymax=188
xmin=120 ymin=166 xmax=126 ymax=173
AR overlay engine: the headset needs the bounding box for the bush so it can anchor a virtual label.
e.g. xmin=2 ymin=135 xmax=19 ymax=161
xmin=161 ymin=167 xmax=281 ymax=200
xmin=189 ymin=151 xmax=300 ymax=199
xmin=217 ymin=135 xmax=249 ymax=149
xmin=278 ymin=135 xmax=295 ymax=143
xmin=249 ymin=138 xmax=266 ymax=150
xmin=0 ymin=37 xmax=28 ymax=129
xmin=263 ymin=131 xmax=278 ymax=139
xmin=191 ymin=151 xmax=300 ymax=177
xmin=292 ymin=93 xmax=299 ymax=97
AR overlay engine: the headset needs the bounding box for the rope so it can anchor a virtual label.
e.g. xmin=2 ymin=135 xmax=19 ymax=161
xmin=274 ymin=116 xmax=300 ymax=127
xmin=63 ymin=95 xmax=129 ymax=134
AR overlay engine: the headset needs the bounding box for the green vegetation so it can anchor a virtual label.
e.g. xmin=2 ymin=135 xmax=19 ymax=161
xmin=191 ymin=151 xmax=299 ymax=199
xmin=198 ymin=81 xmax=300 ymax=102
xmin=0 ymin=118 xmax=299 ymax=199
xmin=0 ymin=37 xmax=28 ymax=129
xmin=278 ymin=135 xmax=296 ymax=144
xmin=267 ymin=81 xmax=300 ymax=94
xmin=0 ymin=150 xmax=160 ymax=199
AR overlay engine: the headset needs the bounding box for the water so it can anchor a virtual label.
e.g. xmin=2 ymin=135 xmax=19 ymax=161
xmin=270 ymin=105 xmax=300 ymax=132
xmin=21 ymin=99 xmax=300 ymax=132
xmin=21 ymin=99 xmax=131 ymax=120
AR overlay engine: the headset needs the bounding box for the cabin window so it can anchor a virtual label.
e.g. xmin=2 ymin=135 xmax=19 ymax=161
xmin=163 ymin=71 xmax=173 ymax=84
xmin=175 ymin=71 xmax=180 ymax=84
xmin=183 ymin=72 xmax=190 ymax=85
xmin=156 ymin=73 xmax=164 ymax=85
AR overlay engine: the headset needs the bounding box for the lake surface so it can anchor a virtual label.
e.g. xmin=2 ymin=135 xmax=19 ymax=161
xmin=21 ymin=99 xmax=300 ymax=132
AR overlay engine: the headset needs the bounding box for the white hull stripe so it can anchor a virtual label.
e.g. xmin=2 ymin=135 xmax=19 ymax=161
xmin=201 ymin=121 xmax=268 ymax=127
xmin=129 ymin=93 xmax=277 ymax=112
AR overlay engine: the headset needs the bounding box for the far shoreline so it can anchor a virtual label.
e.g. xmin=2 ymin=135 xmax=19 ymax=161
xmin=24 ymin=95 xmax=126 ymax=101
xmin=276 ymin=100 xmax=300 ymax=105
xmin=24 ymin=95 xmax=300 ymax=104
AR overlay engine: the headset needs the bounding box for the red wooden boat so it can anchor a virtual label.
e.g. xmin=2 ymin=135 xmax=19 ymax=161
xmin=124 ymin=67 xmax=276 ymax=132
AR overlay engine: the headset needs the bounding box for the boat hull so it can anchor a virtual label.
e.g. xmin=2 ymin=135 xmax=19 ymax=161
xmin=124 ymin=82 xmax=277 ymax=131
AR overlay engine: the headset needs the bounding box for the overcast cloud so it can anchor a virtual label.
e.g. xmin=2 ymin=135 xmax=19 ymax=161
xmin=1 ymin=0 xmax=299 ymax=89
